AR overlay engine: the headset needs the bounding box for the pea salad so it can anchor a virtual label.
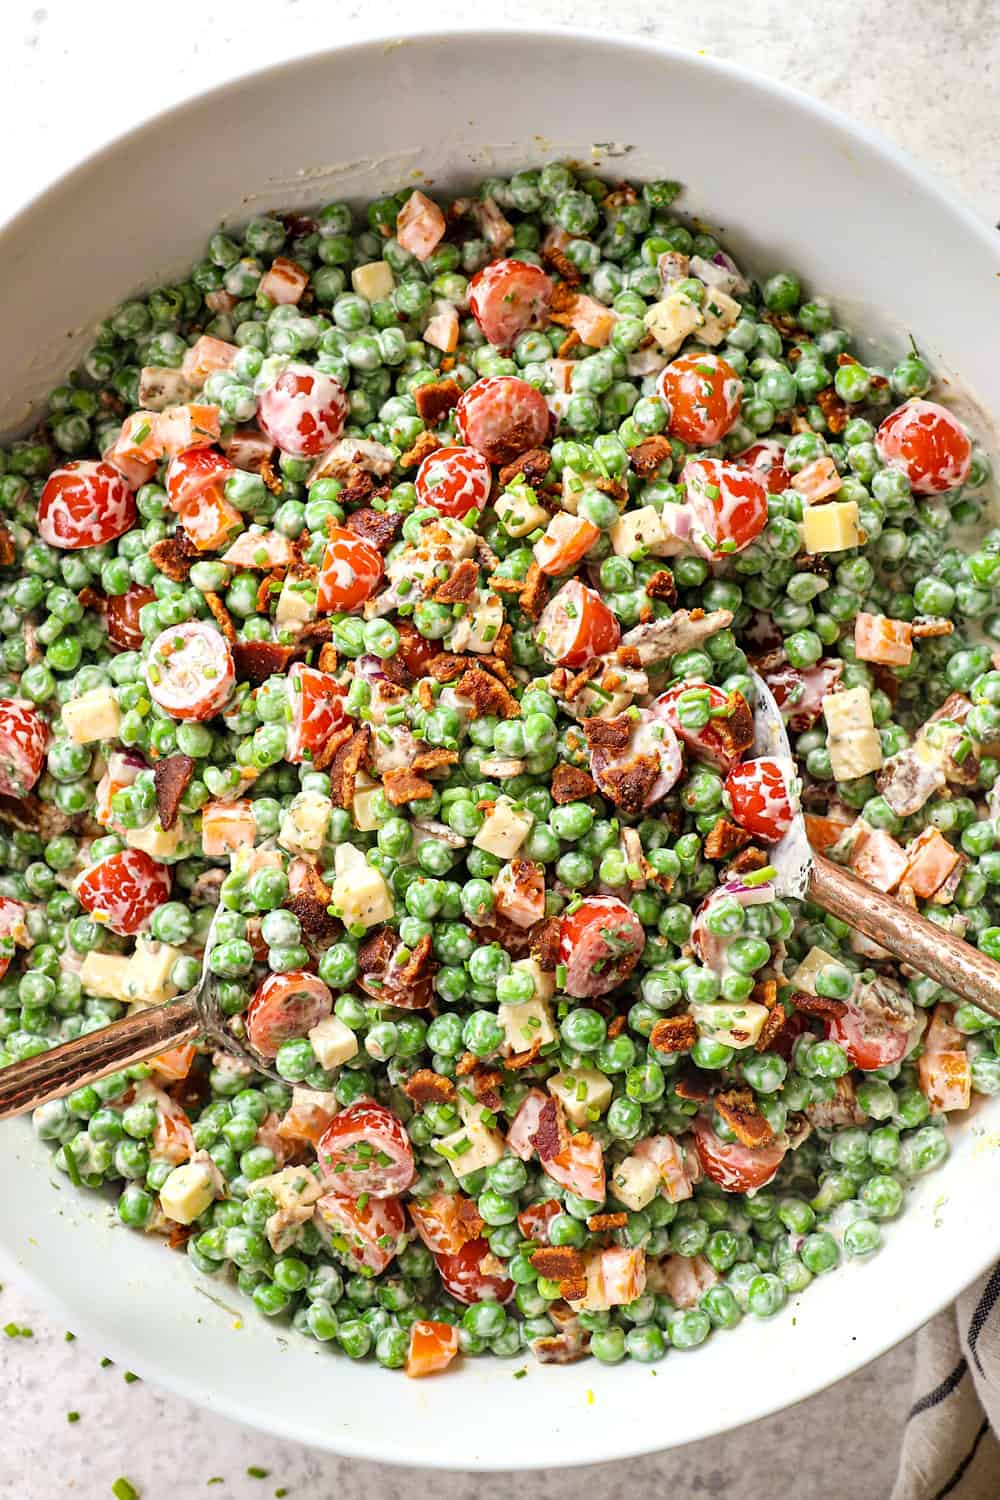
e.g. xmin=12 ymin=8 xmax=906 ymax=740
xmin=1 ymin=162 xmax=997 ymax=1378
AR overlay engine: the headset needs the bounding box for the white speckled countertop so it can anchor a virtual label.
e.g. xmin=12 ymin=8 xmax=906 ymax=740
xmin=1 ymin=1 xmax=998 ymax=1494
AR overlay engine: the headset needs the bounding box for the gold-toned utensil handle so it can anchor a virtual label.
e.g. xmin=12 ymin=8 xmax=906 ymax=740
xmin=0 ymin=990 xmax=201 ymax=1121
xmin=809 ymin=853 xmax=1000 ymax=1021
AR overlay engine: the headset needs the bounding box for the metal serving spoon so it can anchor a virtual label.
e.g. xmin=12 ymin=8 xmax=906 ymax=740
xmin=750 ymin=670 xmax=1000 ymax=1021
xmin=0 ymin=905 xmax=279 ymax=1121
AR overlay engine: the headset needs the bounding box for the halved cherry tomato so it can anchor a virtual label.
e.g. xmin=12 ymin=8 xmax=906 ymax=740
xmin=256 ymin=364 xmax=348 ymax=457
xmin=106 ymin=584 xmax=156 ymax=652
xmin=409 ymin=1192 xmax=483 ymax=1255
xmin=245 ymin=970 xmax=333 ymax=1060
xmin=75 ymin=848 xmax=171 ymax=936
xmin=736 ymin=440 xmax=792 ymax=495
xmin=414 ymin=445 xmax=492 ymax=519
xmin=516 ymin=1199 xmax=561 ymax=1245
xmin=165 ymin=446 xmax=235 ymax=512
xmin=146 ymin=622 xmax=236 ymax=722
xmin=406 ymin=1319 xmax=460 ymax=1379
xmin=0 ymin=897 xmax=27 ymax=983
xmin=317 ymin=1098 xmax=415 ymax=1198
xmin=827 ymin=999 xmax=912 ymax=1071
xmin=725 ymin=757 xmax=794 ymax=842
xmin=434 ymin=1237 xmax=514 ymax=1305
xmin=658 ymin=353 xmax=742 ymax=446
xmin=683 ymin=457 xmax=768 ymax=557
xmin=533 ymin=512 xmax=599 ymax=575
xmin=875 ymin=399 xmax=972 ymax=495
xmin=285 ymin=662 xmax=346 ymax=764
xmin=38 ymin=461 xmax=137 ymax=550
xmin=690 ymin=1115 xmax=786 ymax=1193
xmin=536 ymin=578 xmax=620 ymax=667
xmin=314 ymin=1190 xmax=407 ymax=1273
xmin=0 ymin=700 xmax=48 ymax=797
xmin=468 ymin=259 xmax=553 ymax=349
xmin=455 ymin=376 xmax=550 ymax=464
xmin=558 ymin=894 xmax=645 ymax=998
xmin=653 ymin=682 xmax=750 ymax=775
xmin=760 ymin=659 xmax=843 ymax=733
xmin=395 ymin=619 xmax=440 ymax=678
xmin=317 ymin=527 xmax=384 ymax=613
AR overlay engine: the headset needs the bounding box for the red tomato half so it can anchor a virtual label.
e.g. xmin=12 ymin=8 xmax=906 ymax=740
xmin=536 ymin=578 xmax=620 ymax=667
xmin=682 ymin=458 xmax=768 ymax=557
xmin=414 ymin=445 xmax=492 ymax=519
xmin=395 ymin=620 xmax=439 ymax=678
xmin=75 ymin=849 xmax=171 ymax=936
xmin=455 ymin=376 xmax=550 ymax=464
xmin=468 ymin=259 xmax=554 ymax=349
xmin=653 ymin=682 xmax=749 ymax=775
xmin=690 ymin=1116 xmax=786 ymax=1193
xmin=317 ymin=527 xmax=384 ymax=613
xmin=825 ymin=978 xmax=916 ymax=1071
xmin=165 ymin=446 xmax=235 ymax=512
xmin=145 ymin=622 xmax=236 ymax=722
xmin=38 ymin=461 xmax=137 ymax=550
xmin=875 ymin=399 xmax=972 ymax=495
xmin=256 ymin=363 xmax=348 ymax=457
xmin=725 ymin=757 xmax=794 ymax=842
xmin=761 ymin=659 xmax=843 ymax=733
xmin=558 ymin=894 xmax=645 ymax=998
xmin=0 ymin=700 xmax=48 ymax=797
xmin=285 ymin=662 xmax=346 ymax=764
xmin=314 ymin=1190 xmax=407 ymax=1274
xmin=409 ymin=1192 xmax=483 ymax=1256
xmin=434 ymin=1237 xmax=514 ymax=1306
xmin=106 ymin=584 xmax=156 ymax=652
xmin=736 ymin=440 xmax=793 ymax=495
xmin=658 ymin=353 xmax=743 ymax=447
xmin=317 ymin=1098 xmax=416 ymax=1199
xmin=244 ymin=970 xmax=333 ymax=1058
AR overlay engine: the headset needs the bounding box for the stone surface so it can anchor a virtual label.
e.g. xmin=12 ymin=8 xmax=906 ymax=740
xmin=1 ymin=0 xmax=996 ymax=1493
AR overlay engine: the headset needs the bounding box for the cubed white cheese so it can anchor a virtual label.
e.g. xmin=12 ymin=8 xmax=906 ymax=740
xmin=473 ymin=795 xmax=533 ymax=860
xmin=122 ymin=937 xmax=185 ymax=1006
xmin=436 ymin=1092 xmax=506 ymax=1176
xmin=610 ymin=504 xmax=669 ymax=559
xmin=249 ymin=1165 xmax=322 ymax=1213
xmin=330 ymin=845 xmax=393 ymax=928
xmin=801 ymin=500 xmax=860 ymax=554
xmin=690 ymin=1000 xmax=770 ymax=1049
xmin=548 ymin=1067 xmax=613 ymax=1128
xmin=644 ymin=291 xmax=704 ymax=354
xmin=308 ymin=1015 xmax=360 ymax=1070
xmin=278 ymin=790 xmax=332 ymax=855
xmin=351 ymin=260 xmax=395 ymax=302
xmin=448 ymin=593 xmax=504 ymax=655
xmin=823 ymin=686 xmax=883 ymax=780
xmin=352 ymin=777 xmax=385 ymax=833
xmin=61 ymin=686 xmax=120 ymax=744
xmin=511 ymin=957 xmax=556 ymax=1003
xmin=610 ymin=1153 xmax=662 ymax=1212
xmin=159 ymin=1160 xmax=217 ymax=1225
xmin=698 ymin=287 xmax=741 ymax=345
xmin=497 ymin=488 xmax=550 ymax=538
xmin=79 ymin=951 xmax=131 ymax=1004
xmin=124 ymin=820 xmax=187 ymax=860
xmin=791 ymin=945 xmax=841 ymax=995
xmin=275 ymin=575 xmax=318 ymax=630
xmin=498 ymin=993 xmax=556 ymax=1054
xmin=291 ymin=1086 xmax=339 ymax=1113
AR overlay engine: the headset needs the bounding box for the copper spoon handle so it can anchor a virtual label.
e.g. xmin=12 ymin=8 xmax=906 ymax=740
xmin=809 ymin=853 xmax=1000 ymax=1021
xmin=0 ymin=990 xmax=201 ymax=1120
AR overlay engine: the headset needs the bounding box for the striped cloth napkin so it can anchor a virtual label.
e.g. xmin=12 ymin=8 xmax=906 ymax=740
xmin=893 ymin=1265 xmax=1000 ymax=1498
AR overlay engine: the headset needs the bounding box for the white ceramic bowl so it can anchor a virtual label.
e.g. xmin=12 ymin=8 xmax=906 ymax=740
xmin=2 ymin=26 xmax=999 ymax=1471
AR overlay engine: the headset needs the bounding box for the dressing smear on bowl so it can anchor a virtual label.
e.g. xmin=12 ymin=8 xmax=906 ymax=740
xmin=1 ymin=162 xmax=997 ymax=1377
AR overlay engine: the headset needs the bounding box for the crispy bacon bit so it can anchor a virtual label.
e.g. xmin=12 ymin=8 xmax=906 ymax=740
xmin=587 ymin=1212 xmax=628 ymax=1232
xmin=416 ymin=679 xmax=435 ymax=714
xmin=413 ymin=378 xmax=462 ymax=425
xmin=816 ymin=387 xmax=851 ymax=435
xmin=203 ymin=591 xmax=237 ymax=646
xmin=503 ymin=1038 xmax=543 ymax=1070
xmin=456 ymin=665 xmax=521 ymax=721
xmin=714 ymin=1087 xmax=775 ymax=1149
xmin=597 ymin=754 xmax=660 ymax=818
xmin=727 ymin=846 xmax=769 ymax=878
xmin=404 ymin=1069 xmax=456 ymax=1106
xmin=911 ymin=616 xmax=955 ymax=639
xmin=616 ymin=645 xmax=642 ymax=671
xmin=551 ymin=763 xmax=597 ymax=805
xmin=644 ymin=569 xmax=677 ymax=605
xmin=673 ymin=1070 xmax=711 ymax=1104
xmin=344 ymin=507 xmax=402 ymax=553
xmin=260 ymin=455 xmax=284 ymax=495
xmin=395 ymin=933 xmax=435 ymax=986
xmin=649 ymin=1014 xmax=698 ymax=1055
xmin=531 ymin=917 xmax=562 ymax=973
xmin=629 ymin=435 xmax=673 ymax=478
xmin=519 ymin=562 xmax=549 ymax=622
xmin=713 ymin=692 xmax=755 ymax=761
xmin=530 ymin=1246 xmax=585 ymax=1280
xmin=326 ymin=725 xmax=372 ymax=805
xmin=382 ymin=767 xmax=435 ymax=805
xmin=311 ymin=721 xmax=355 ymax=776
xmin=582 ymin=715 xmax=632 ymax=753
xmin=0 ymin=529 xmax=16 ymax=567
xmin=409 ymin=748 xmax=459 ymax=777
xmin=549 ymin=282 xmax=579 ymax=319
xmin=532 ymin=1097 xmax=570 ymax=1161
xmin=434 ymin=559 xmax=479 ymax=603
xmin=400 ymin=430 xmax=442 ymax=469
xmin=316 ymin=642 xmax=339 ymax=675
xmin=153 ymin=754 xmax=195 ymax=831
xmin=557 ymin=329 xmax=581 ymax=358
xmin=606 ymin=1015 xmax=626 ymax=1040
xmin=755 ymin=1003 xmax=788 ymax=1053
xmin=541 ymin=244 xmax=582 ymax=287
xmin=232 ymin=640 xmax=297 ymax=685
xmin=456 ymin=1197 xmax=485 ymax=1237
xmin=286 ymin=893 xmax=340 ymax=948
xmin=703 ymin=817 xmax=753 ymax=861
xmin=791 ymin=988 xmax=849 ymax=1022
xmin=498 ymin=447 xmax=552 ymax=490
xmin=492 ymin=622 xmax=514 ymax=665
xmin=357 ymin=927 xmax=396 ymax=975
xmin=78 ymin=585 xmax=106 ymax=614
xmin=338 ymin=472 xmax=376 ymax=508
xmin=149 ymin=536 xmax=192 ymax=582
xmin=455 ymin=1051 xmax=478 ymax=1078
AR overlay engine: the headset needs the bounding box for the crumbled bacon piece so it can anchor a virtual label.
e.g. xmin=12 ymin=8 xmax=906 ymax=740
xmin=727 ymin=846 xmax=769 ymax=878
xmin=649 ymin=1014 xmax=698 ymax=1055
xmin=792 ymin=988 xmax=849 ymax=1022
xmin=532 ymin=1096 xmax=570 ymax=1161
xmin=357 ymin=927 xmax=396 ymax=975
xmin=550 ymin=763 xmax=597 ymax=805
xmin=326 ymin=725 xmax=372 ymax=804
xmin=703 ymin=817 xmax=753 ymax=861
xmin=531 ymin=918 xmax=562 ymax=972
xmin=149 ymin=536 xmax=192 ymax=582
xmin=317 ymin=642 xmax=339 ymax=674
xmin=541 ymin=244 xmax=582 ymax=286
xmin=629 ymin=435 xmax=673 ymax=478
xmin=643 ymin=569 xmax=677 ymax=605
xmin=455 ymin=665 xmax=520 ymax=721
xmin=404 ymin=1069 xmax=456 ymax=1106
xmin=400 ymin=430 xmax=442 ymax=469
xmin=410 ymin=747 xmax=459 ymax=775
xmin=413 ymin=378 xmax=462 ymax=425
xmin=713 ymin=692 xmax=755 ymax=761
xmin=503 ymin=1039 xmax=543 ymax=1070
xmin=382 ymin=767 xmax=435 ymax=805
xmin=606 ymin=1015 xmax=626 ymax=1040
xmin=586 ymin=1212 xmax=628 ymax=1232
xmin=816 ymin=386 xmax=851 ymax=434
xmin=557 ymin=329 xmax=581 ymax=358
xmin=498 ymin=447 xmax=552 ymax=490
xmin=582 ymin=715 xmax=631 ymax=752
xmin=232 ymin=640 xmax=298 ymax=685
xmin=455 ymin=1051 xmax=478 ymax=1078
xmin=153 ymin=754 xmax=195 ymax=831
xmin=673 ymin=1070 xmax=711 ymax=1103
xmin=260 ymin=456 xmax=284 ymax=495
xmin=434 ymin=559 xmax=479 ymax=603
xmin=596 ymin=754 xmax=660 ymax=818
xmin=0 ymin=529 xmax=16 ymax=567
xmin=344 ymin=507 xmax=402 ymax=553
xmin=530 ymin=1246 xmax=585 ymax=1281
xmin=204 ymin=592 xmax=237 ymax=646
xmin=286 ymin=893 xmax=340 ymax=948
xmin=911 ymin=616 xmax=955 ymax=639
xmin=519 ymin=562 xmax=549 ymax=622
xmin=714 ymin=1087 xmax=775 ymax=1148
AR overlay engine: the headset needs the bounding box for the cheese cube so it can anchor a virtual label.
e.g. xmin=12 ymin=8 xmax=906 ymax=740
xmin=473 ymin=795 xmax=533 ymax=860
xmin=690 ymin=1000 xmax=770 ymax=1049
xmin=548 ymin=1067 xmax=613 ymax=1128
xmin=275 ymin=575 xmax=318 ymax=630
xmin=124 ymin=820 xmax=187 ymax=860
xmin=611 ymin=504 xmax=670 ymax=560
xmin=122 ymin=938 xmax=185 ymax=1006
xmin=448 ymin=593 xmax=504 ymax=654
xmin=610 ymin=1153 xmax=662 ymax=1212
xmin=644 ymin=291 xmax=704 ymax=354
xmin=498 ymin=994 xmax=556 ymax=1054
xmin=79 ymin=951 xmax=131 ymax=1004
xmin=497 ymin=487 xmax=550 ymax=539
xmin=250 ymin=1165 xmax=322 ymax=1212
xmin=791 ymin=945 xmax=841 ymax=995
xmin=308 ymin=1015 xmax=360 ymax=1070
xmin=698 ymin=288 xmax=741 ymax=345
xmin=436 ymin=1092 xmax=505 ymax=1176
xmin=511 ymin=957 xmax=555 ymax=1003
xmin=62 ymin=686 xmax=120 ymax=744
xmin=801 ymin=500 xmax=860 ymax=554
xmin=823 ymin=686 xmax=883 ymax=780
xmin=159 ymin=1161 xmax=217 ymax=1225
xmin=330 ymin=845 xmax=393 ymax=928
xmin=352 ymin=782 xmax=385 ymax=833
xmin=351 ymin=260 xmax=395 ymax=302
xmin=279 ymin=790 xmax=332 ymax=855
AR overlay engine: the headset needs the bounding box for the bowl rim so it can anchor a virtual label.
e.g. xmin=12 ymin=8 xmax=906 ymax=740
xmin=1 ymin=23 xmax=997 ymax=1470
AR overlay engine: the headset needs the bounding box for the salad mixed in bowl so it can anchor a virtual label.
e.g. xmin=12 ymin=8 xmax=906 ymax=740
xmin=0 ymin=160 xmax=997 ymax=1380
